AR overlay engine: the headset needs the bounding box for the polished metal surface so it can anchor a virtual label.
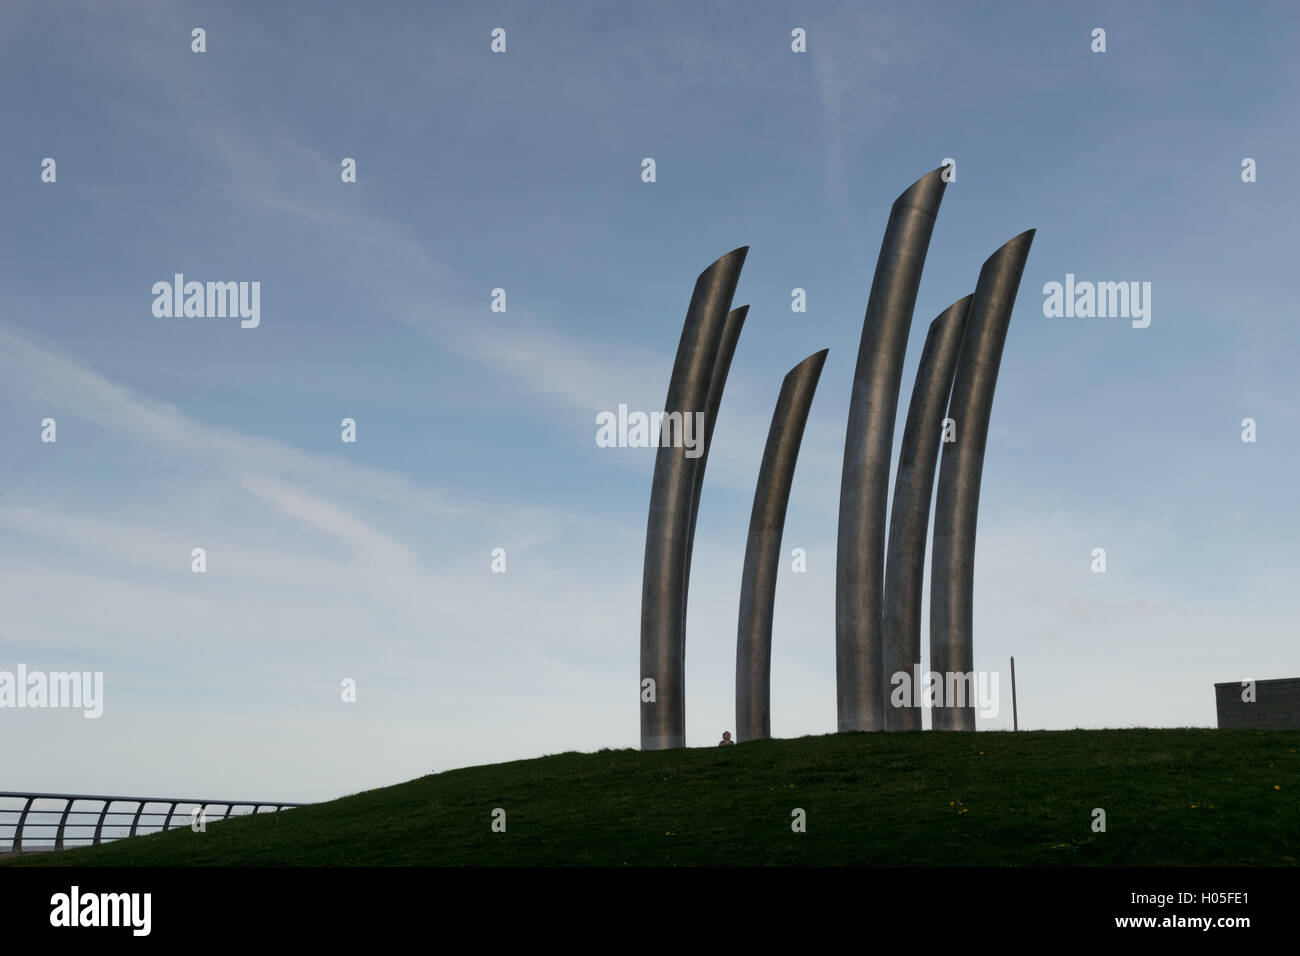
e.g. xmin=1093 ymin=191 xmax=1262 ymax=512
xmin=682 ymin=305 xmax=749 ymax=634
xmin=836 ymin=169 xmax=947 ymax=732
xmin=735 ymin=349 xmax=829 ymax=742
xmin=881 ymin=295 xmax=972 ymax=731
xmin=641 ymin=248 xmax=747 ymax=750
xmin=930 ymin=230 xmax=1035 ymax=731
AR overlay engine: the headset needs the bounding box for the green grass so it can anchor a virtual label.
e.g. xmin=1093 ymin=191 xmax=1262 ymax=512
xmin=7 ymin=729 xmax=1299 ymax=866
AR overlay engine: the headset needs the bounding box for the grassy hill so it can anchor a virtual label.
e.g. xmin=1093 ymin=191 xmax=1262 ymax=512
xmin=6 ymin=729 xmax=1299 ymax=866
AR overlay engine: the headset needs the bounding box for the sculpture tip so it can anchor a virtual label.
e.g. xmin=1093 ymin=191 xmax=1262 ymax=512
xmin=893 ymin=167 xmax=948 ymax=213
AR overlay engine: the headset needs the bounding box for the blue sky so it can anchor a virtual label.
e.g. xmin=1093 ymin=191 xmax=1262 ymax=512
xmin=2 ymin=0 xmax=1298 ymax=802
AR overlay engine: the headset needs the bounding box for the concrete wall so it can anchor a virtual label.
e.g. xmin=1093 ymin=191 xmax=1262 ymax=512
xmin=1215 ymin=677 xmax=1300 ymax=730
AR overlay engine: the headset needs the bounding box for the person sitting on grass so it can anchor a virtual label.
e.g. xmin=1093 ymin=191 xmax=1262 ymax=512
xmin=718 ymin=731 xmax=735 ymax=746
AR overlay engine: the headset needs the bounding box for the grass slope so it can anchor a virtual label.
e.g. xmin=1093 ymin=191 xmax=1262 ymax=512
xmin=7 ymin=729 xmax=1299 ymax=866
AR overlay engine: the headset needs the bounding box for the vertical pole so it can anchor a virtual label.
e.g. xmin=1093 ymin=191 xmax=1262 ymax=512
xmin=1011 ymin=656 xmax=1018 ymax=731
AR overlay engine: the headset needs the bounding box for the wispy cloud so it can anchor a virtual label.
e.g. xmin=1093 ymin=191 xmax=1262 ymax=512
xmin=0 ymin=322 xmax=464 ymax=518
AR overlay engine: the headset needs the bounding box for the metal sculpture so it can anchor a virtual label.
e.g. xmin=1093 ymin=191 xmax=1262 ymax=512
xmin=640 ymin=248 xmax=747 ymax=750
xmin=683 ymin=305 xmax=749 ymax=631
xmin=930 ymin=230 xmax=1035 ymax=731
xmin=881 ymin=295 xmax=972 ymax=731
xmin=735 ymin=349 xmax=829 ymax=742
xmin=836 ymin=168 xmax=947 ymax=732
xmin=636 ymin=169 xmax=1037 ymax=747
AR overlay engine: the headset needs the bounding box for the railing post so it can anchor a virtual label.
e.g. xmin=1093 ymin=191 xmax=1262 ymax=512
xmin=55 ymin=798 xmax=74 ymax=851
xmin=93 ymin=799 xmax=112 ymax=845
xmin=14 ymin=797 xmax=35 ymax=854
xmin=129 ymin=800 xmax=146 ymax=838
xmin=162 ymin=801 xmax=180 ymax=833
xmin=223 ymin=803 xmax=235 ymax=821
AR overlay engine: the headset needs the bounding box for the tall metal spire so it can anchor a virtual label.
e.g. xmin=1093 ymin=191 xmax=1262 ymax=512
xmin=836 ymin=169 xmax=947 ymax=732
xmin=930 ymin=230 xmax=1035 ymax=731
xmin=736 ymin=349 xmax=829 ymax=742
xmin=641 ymin=248 xmax=747 ymax=750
